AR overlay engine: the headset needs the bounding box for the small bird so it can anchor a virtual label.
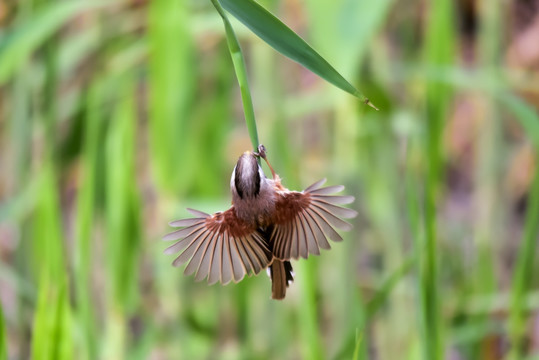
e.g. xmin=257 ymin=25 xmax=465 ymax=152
xmin=163 ymin=145 xmax=357 ymax=299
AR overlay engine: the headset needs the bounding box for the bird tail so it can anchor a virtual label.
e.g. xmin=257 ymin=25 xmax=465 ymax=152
xmin=270 ymin=259 xmax=294 ymax=300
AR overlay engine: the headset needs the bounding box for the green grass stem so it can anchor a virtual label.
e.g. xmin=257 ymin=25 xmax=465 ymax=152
xmin=297 ymin=260 xmax=324 ymax=360
xmin=0 ymin=301 xmax=6 ymax=360
xmin=1 ymin=1 xmax=537 ymax=359
xmin=352 ymin=329 xmax=364 ymax=360
xmin=420 ymin=0 xmax=456 ymax=358
xmin=102 ymin=77 xmax=141 ymax=357
xmin=211 ymin=0 xmax=259 ymax=150
xmin=503 ymin=95 xmax=539 ymax=359
xmin=148 ymin=0 xmax=194 ymax=192
xmin=74 ymin=84 xmax=103 ymax=360
xmin=0 ymin=1 xmax=108 ymax=84
xmin=508 ymin=162 xmax=539 ymax=359
xmin=31 ymin=163 xmax=72 ymax=360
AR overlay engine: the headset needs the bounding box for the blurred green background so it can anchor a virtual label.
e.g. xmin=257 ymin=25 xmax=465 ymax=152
xmin=1 ymin=0 xmax=539 ymax=359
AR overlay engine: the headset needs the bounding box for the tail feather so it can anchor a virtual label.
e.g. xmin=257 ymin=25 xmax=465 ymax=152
xmin=270 ymin=260 xmax=293 ymax=300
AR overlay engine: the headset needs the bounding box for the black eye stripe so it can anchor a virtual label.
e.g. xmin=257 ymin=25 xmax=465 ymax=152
xmin=253 ymin=161 xmax=260 ymax=197
xmin=235 ymin=165 xmax=244 ymax=199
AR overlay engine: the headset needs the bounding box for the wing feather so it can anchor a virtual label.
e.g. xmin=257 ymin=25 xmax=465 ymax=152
xmin=307 ymin=207 xmax=343 ymax=242
xmin=290 ymin=216 xmax=301 ymax=259
xmin=184 ymin=230 xmax=213 ymax=276
xmin=164 ymin=226 xmax=208 ymax=254
xmin=271 ymin=180 xmax=356 ymax=260
xmin=164 ymin=207 xmax=272 ymax=284
xmin=304 ymin=210 xmax=331 ymax=250
xmin=172 ymin=230 xmax=209 ymax=267
xmin=194 ymin=232 xmax=217 ymax=281
xmin=299 ymin=211 xmax=320 ymax=256
xmin=310 ymin=203 xmax=353 ymax=231
xmin=162 ymin=224 xmax=205 ymax=242
xmin=294 ymin=210 xmax=309 ymax=259
xmin=249 ymin=234 xmax=272 ymax=272
xmin=208 ymin=234 xmax=222 ymax=285
xmin=313 ymin=200 xmax=358 ymax=218
xmin=221 ymin=233 xmax=233 ymax=284
xmin=283 ymin=223 xmax=293 ymax=259
xmin=187 ymin=208 xmax=211 ymax=218
xmin=308 ymin=185 xmax=344 ymax=195
xmin=168 ymin=218 xmax=204 ymax=227
xmin=303 ymin=178 xmax=326 ymax=192
xmin=275 ymin=226 xmax=285 ymax=258
xmin=311 ymin=194 xmax=355 ymax=205
xmin=229 ymin=235 xmax=246 ymax=281
xmin=234 ymin=236 xmax=255 ymax=274
xmin=242 ymin=237 xmax=263 ymax=273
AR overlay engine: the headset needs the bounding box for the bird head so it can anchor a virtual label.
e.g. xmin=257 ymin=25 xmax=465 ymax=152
xmin=230 ymin=151 xmax=266 ymax=200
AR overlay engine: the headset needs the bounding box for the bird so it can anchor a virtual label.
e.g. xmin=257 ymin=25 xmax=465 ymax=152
xmin=163 ymin=145 xmax=357 ymax=300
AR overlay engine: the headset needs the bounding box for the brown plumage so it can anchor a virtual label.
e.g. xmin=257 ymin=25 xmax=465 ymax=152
xmin=163 ymin=145 xmax=357 ymax=299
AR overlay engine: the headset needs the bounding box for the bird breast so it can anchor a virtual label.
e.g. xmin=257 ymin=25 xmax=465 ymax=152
xmin=232 ymin=179 xmax=277 ymax=227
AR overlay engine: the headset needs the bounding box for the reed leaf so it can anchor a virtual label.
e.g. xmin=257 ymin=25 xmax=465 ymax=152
xmin=73 ymin=83 xmax=102 ymax=360
xmin=219 ymin=0 xmax=377 ymax=109
xmin=211 ymin=0 xmax=259 ymax=151
xmin=105 ymin=78 xmax=140 ymax=311
xmin=0 ymin=301 xmax=6 ymax=360
xmin=0 ymin=1 xmax=108 ymax=84
xmin=148 ymin=0 xmax=194 ymax=191
xmin=31 ymin=165 xmax=72 ymax=360
xmin=502 ymin=94 xmax=539 ymax=359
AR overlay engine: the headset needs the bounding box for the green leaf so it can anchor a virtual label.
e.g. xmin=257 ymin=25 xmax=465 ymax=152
xmin=219 ymin=0 xmax=377 ymax=109
xmin=148 ymin=0 xmax=196 ymax=191
xmin=31 ymin=164 xmax=72 ymax=360
xmin=105 ymin=79 xmax=141 ymax=312
xmin=211 ymin=0 xmax=259 ymax=151
xmin=0 ymin=301 xmax=6 ymax=360
xmin=502 ymin=94 xmax=539 ymax=358
xmin=32 ymin=275 xmax=73 ymax=360
xmin=352 ymin=329 xmax=363 ymax=360
xmin=0 ymin=1 xmax=108 ymax=84
xmin=73 ymin=82 xmax=103 ymax=360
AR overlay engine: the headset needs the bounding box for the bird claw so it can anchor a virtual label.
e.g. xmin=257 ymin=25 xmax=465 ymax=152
xmin=254 ymin=144 xmax=277 ymax=180
xmin=254 ymin=144 xmax=267 ymax=159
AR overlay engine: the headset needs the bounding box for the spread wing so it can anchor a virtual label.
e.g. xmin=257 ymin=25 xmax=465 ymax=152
xmin=163 ymin=207 xmax=272 ymax=285
xmin=270 ymin=179 xmax=357 ymax=260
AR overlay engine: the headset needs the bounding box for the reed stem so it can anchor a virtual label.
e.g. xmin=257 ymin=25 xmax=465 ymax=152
xmin=210 ymin=0 xmax=260 ymax=151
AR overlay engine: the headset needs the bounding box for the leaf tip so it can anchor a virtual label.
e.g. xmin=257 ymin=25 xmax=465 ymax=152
xmin=364 ymin=98 xmax=379 ymax=111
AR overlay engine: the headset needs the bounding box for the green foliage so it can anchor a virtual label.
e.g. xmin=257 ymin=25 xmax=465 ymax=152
xmin=419 ymin=0 xmax=457 ymax=358
xmin=31 ymin=165 xmax=73 ymax=360
xmin=0 ymin=0 xmax=537 ymax=359
xmin=32 ymin=276 xmax=72 ymax=360
xmin=148 ymin=0 xmax=195 ymax=192
xmin=504 ymin=95 xmax=539 ymax=359
xmin=0 ymin=1 xmax=108 ymax=84
xmin=211 ymin=0 xmax=259 ymax=150
xmin=352 ymin=329 xmax=363 ymax=360
xmin=73 ymin=83 xmax=102 ymax=360
xmin=105 ymin=80 xmax=141 ymax=311
xmin=220 ymin=0 xmax=377 ymax=109
xmin=0 ymin=301 xmax=6 ymax=360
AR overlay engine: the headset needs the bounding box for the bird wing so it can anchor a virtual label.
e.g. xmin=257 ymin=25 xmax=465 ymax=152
xmin=163 ymin=207 xmax=272 ymax=285
xmin=270 ymin=179 xmax=358 ymax=260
